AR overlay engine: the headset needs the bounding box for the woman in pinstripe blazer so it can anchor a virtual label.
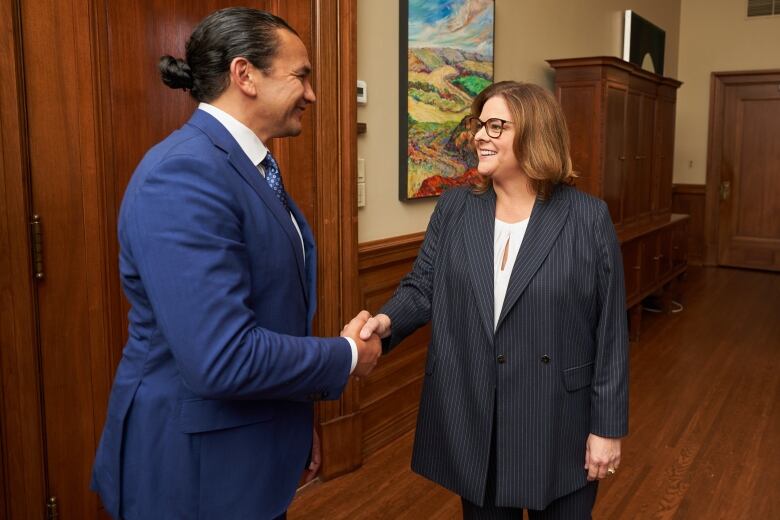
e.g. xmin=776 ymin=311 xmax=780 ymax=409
xmin=359 ymin=82 xmax=628 ymax=519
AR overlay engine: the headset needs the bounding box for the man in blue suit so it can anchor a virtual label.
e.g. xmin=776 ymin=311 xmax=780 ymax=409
xmin=91 ymin=8 xmax=381 ymax=519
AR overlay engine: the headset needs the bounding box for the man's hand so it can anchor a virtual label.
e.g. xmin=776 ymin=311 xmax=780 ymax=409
xmin=301 ymin=426 xmax=321 ymax=484
xmin=341 ymin=310 xmax=382 ymax=378
xmin=359 ymin=313 xmax=392 ymax=340
xmin=585 ymin=433 xmax=621 ymax=481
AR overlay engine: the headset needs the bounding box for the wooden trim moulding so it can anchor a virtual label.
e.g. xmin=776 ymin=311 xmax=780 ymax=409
xmin=358 ymin=232 xmax=425 ymax=269
xmin=311 ymin=0 xmax=362 ymax=481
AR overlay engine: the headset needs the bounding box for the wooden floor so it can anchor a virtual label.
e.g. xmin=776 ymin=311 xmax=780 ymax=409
xmin=289 ymin=267 xmax=780 ymax=519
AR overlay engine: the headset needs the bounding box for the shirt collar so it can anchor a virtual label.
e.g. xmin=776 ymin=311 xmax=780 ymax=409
xmin=198 ymin=102 xmax=269 ymax=166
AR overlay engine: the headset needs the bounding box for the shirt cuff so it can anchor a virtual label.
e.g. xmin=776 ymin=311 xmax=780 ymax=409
xmin=344 ymin=337 xmax=358 ymax=374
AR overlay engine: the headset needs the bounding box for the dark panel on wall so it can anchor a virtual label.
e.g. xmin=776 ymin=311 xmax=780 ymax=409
xmin=357 ymin=233 xmax=429 ymax=459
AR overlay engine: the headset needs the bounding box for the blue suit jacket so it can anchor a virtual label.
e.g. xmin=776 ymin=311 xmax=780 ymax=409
xmin=91 ymin=110 xmax=352 ymax=519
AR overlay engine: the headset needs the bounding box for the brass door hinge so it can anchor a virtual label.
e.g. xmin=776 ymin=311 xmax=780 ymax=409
xmin=31 ymin=214 xmax=44 ymax=280
xmin=46 ymin=496 xmax=58 ymax=519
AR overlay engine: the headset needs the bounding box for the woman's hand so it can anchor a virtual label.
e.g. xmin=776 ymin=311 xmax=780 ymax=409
xmin=359 ymin=313 xmax=392 ymax=340
xmin=584 ymin=433 xmax=621 ymax=481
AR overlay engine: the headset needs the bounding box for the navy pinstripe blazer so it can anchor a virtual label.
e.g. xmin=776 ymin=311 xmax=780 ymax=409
xmin=381 ymin=184 xmax=629 ymax=510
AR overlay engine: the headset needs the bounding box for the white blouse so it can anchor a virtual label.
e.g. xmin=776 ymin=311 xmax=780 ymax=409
xmin=494 ymin=217 xmax=529 ymax=330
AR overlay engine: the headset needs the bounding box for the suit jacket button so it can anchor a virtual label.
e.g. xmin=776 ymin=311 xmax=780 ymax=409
xmin=540 ymin=355 xmax=551 ymax=364
xmin=321 ymin=391 xmax=329 ymax=399
xmin=497 ymin=354 xmax=506 ymax=364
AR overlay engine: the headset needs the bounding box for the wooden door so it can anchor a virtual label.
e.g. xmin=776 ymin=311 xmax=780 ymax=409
xmin=0 ymin=1 xmax=358 ymax=518
xmin=708 ymin=71 xmax=780 ymax=271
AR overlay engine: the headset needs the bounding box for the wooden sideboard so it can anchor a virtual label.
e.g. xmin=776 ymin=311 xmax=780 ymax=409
xmin=548 ymin=56 xmax=688 ymax=339
xmin=619 ymin=214 xmax=689 ymax=340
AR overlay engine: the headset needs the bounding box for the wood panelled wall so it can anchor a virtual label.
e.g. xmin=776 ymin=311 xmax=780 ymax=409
xmin=356 ymin=233 xmax=429 ymax=458
xmin=672 ymin=184 xmax=706 ymax=265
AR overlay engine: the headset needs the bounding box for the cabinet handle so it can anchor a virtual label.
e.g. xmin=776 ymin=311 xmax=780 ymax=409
xmin=632 ymin=265 xmax=641 ymax=271
xmin=619 ymin=156 xmax=626 ymax=161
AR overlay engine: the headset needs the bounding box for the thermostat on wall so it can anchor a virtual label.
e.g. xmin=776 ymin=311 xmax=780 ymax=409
xmin=357 ymin=80 xmax=367 ymax=104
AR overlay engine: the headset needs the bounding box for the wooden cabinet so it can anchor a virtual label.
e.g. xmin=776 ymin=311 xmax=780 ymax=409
xmin=548 ymin=56 xmax=682 ymax=229
xmin=621 ymin=215 xmax=688 ymax=308
xmin=549 ymin=57 xmax=688 ymax=340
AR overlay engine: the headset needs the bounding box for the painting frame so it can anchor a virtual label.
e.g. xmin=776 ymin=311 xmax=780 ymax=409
xmin=399 ymin=0 xmax=495 ymax=201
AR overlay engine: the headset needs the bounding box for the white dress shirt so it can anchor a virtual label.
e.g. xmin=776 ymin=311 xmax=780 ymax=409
xmin=198 ymin=103 xmax=358 ymax=373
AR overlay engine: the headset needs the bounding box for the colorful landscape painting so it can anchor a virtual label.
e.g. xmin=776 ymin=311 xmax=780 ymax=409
xmin=400 ymin=0 xmax=494 ymax=200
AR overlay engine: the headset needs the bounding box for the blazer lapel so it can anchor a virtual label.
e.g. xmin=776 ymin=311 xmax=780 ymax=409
xmin=287 ymin=197 xmax=314 ymax=317
xmin=495 ymin=187 xmax=570 ymax=331
xmin=463 ymin=188 xmax=497 ymax=343
xmin=186 ymin=110 xmax=308 ymax=300
xmin=225 ymin=150 xmax=307 ymax=289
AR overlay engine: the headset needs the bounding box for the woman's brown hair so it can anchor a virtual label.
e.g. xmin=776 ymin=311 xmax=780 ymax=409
xmin=470 ymin=81 xmax=575 ymax=199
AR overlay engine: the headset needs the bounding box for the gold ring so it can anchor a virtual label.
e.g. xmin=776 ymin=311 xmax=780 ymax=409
xmin=607 ymin=468 xmax=616 ymax=475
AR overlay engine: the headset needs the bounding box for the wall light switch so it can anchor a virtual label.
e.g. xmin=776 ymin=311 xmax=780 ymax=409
xmin=357 ymin=158 xmax=366 ymax=183
xmin=357 ymin=80 xmax=367 ymax=104
xmin=357 ymin=182 xmax=366 ymax=208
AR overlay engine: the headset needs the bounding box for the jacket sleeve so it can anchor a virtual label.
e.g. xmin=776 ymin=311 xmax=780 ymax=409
xmin=379 ymin=188 xmax=463 ymax=353
xmin=125 ymin=153 xmax=351 ymax=401
xmin=589 ymin=200 xmax=630 ymax=437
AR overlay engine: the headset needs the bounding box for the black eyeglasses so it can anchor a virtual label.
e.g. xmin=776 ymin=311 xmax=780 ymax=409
xmin=465 ymin=116 xmax=513 ymax=138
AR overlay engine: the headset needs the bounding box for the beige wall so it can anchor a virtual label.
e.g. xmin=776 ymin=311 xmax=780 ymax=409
xmin=357 ymin=0 xmax=681 ymax=242
xmin=674 ymin=0 xmax=780 ymax=185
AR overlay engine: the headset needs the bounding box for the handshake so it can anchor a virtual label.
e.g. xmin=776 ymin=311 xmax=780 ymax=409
xmin=340 ymin=310 xmax=392 ymax=378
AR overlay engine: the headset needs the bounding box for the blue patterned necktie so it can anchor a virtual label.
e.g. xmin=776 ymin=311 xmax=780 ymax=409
xmin=260 ymin=151 xmax=290 ymax=212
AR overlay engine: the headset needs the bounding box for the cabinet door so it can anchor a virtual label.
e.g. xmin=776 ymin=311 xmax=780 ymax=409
xmin=622 ymin=240 xmax=642 ymax=305
xmin=640 ymin=232 xmax=658 ymax=293
xmin=558 ymin=83 xmax=601 ymax=197
xmin=604 ymin=84 xmax=627 ymax=226
xmin=658 ymin=228 xmax=673 ymax=280
xmin=654 ymin=98 xmax=676 ymax=215
xmin=637 ymin=95 xmax=656 ymax=220
xmin=672 ymin=220 xmax=689 ymax=270
xmin=623 ymin=91 xmax=641 ymax=225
